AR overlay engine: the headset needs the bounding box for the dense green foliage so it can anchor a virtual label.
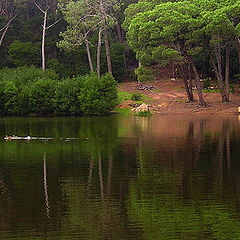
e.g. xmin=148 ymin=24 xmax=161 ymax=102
xmin=1 ymin=0 xmax=240 ymax=112
xmin=0 ymin=67 xmax=118 ymax=116
xmin=79 ymin=73 xmax=118 ymax=115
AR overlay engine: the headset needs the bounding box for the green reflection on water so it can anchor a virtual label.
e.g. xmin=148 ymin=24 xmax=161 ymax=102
xmin=0 ymin=116 xmax=240 ymax=239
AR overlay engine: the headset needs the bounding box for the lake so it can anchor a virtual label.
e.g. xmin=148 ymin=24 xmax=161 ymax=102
xmin=0 ymin=115 xmax=240 ymax=240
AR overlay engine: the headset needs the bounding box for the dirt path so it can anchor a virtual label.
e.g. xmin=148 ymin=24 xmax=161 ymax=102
xmin=118 ymin=79 xmax=240 ymax=115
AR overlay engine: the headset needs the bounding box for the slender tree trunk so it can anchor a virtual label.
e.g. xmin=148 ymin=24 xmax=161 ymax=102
xmin=0 ymin=17 xmax=14 ymax=48
xmin=177 ymin=64 xmax=194 ymax=102
xmin=103 ymin=28 xmax=112 ymax=75
xmin=188 ymin=64 xmax=193 ymax=95
xmin=116 ymin=23 xmax=123 ymax=43
xmin=97 ymin=28 xmax=103 ymax=78
xmin=116 ymin=23 xmax=127 ymax=76
xmin=0 ymin=24 xmax=10 ymax=48
xmin=210 ymin=54 xmax=227 ymax=102
xmin=214 ymin=45 xmax=228 ymax=102
xmin=84 ymin=33 xmax=93 ymax=71
xmin=225 ymin=43 xmax=230 ymax=102
xmin=187 ymin=55 xmax=207 ymax=106
xmin=42 ymin=11 xmax=47 ymax=71
xmin=237 ymin=38 xmax=240 ymax=74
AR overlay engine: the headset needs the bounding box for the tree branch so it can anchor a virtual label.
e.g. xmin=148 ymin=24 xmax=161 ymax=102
xmin=34 ymin=1 xmax=47 ymax=14
xmin=46 ymin=18 xmax=61 ymax=30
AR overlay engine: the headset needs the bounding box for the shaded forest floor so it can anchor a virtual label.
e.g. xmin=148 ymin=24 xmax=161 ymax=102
xmin=117 ymin=78 xmax=240 ymax=115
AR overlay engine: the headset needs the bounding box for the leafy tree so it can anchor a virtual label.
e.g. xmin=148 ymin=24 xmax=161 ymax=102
xmin=124 ymin=1 xmax=207 ymax=105
xmin=58 ymin=0 xmax=120 ymax=78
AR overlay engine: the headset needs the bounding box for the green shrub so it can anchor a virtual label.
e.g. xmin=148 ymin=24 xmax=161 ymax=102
xmin=28 ymin=78 xmax=56 ymax=115
xmin=134 ymin=110 xmax=152 ymax=117
xmin=79 ymin=73 xmax=118 ymax=115
xmin=135 ymin=66 xmax=154 ymax=82
xmin=131 ymin=92 xmax=142 ymax=101
xmin=16 ymin=85 xmax=31 ymax=115
xmin=9 ymin=40 xmax=40 ymax=67
xmin=55 ymin=76 xmax=83 ymax=115
xmin=4 ymin=81 xmax=18 ymax=115
xmin=0 ymin=66 xmax=58 ymax=88
xmin=0 ymin=82 xmax=5 ymax=115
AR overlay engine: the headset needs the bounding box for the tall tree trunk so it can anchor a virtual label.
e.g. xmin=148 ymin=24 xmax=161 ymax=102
xmin=116 ymin=23 xmax=123 ymax=43
xmin=214 ymin=45 xmax=228 ymax=102
xmin=177 ymin=64 xmax=194 ymax=102
xmin=187 ymin=55 xmax=207 ymax=106
xmin=103 ymin=28 xmax=112 ymax=75
xmin=225 ymin=43 xmax=230 ymax=102
xmin=84 ymin=32 xmax=93 ymax=72
xmin=97 ymin=28 xmax=103 ymax=78
xmin=237 ymin=38 xmax=240 ymax=74
xmin=42 ymin=11 xmax=47 ymax=71
xmin=210 ymin=54 xmax=227 ymax=102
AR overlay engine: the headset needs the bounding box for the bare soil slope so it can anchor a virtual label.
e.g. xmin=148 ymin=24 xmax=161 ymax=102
xmin=118 ymin=79 xmax=240 ymax=115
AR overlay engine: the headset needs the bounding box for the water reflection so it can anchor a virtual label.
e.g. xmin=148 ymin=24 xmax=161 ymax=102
xmin=0 ymin=116 xmax=240 ymax=239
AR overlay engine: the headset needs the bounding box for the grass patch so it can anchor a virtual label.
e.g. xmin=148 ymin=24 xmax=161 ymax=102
xmin=113 ymin=108 xmax=130 ymax=115
xmin=153 ymin=89 xmax=163 ymax=92
xmin=201 ymin=89 xmax=220 ymax=93
xmin=118 ymin=91 xmax=132 ymax=103
xmin=118 ymin=90 xmax=154 ymax=104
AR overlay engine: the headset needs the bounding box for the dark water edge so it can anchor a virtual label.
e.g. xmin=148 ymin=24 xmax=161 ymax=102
xmin=0 ymin=115 xmax=240 ymax=240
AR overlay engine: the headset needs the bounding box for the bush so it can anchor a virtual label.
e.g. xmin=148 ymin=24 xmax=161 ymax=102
xmin=9 ymin=40 xmax=40 ymax=67
xmin=16 ymin=85 xmax=31 ymax=115
xmin=135 ymin=66 xmax=154 ymax=82
xmin=28 ymin=78 xmax=56 ymax=115
xmin=0 ymin=82 xmax=5 ymax=115
xmin=4 ymin=81 xmax=18 ymax=115
xmin=55 ymin=76 xmax=83 ymax=115
xmin=0 ymin=66 xmax=58 ymax=88
xmin=131 ymin=92 xmax=142 ymax=101
xmin=79 ymin=73 xmax=118 ymax=115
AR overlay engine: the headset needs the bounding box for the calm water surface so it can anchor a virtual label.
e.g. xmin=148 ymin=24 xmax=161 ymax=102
xmin=0 ymin=115 xmax=240 ymax=240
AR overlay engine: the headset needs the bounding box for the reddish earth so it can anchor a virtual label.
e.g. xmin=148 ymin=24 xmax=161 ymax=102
xmin=118 ymin=79 xmax=240 ymax=115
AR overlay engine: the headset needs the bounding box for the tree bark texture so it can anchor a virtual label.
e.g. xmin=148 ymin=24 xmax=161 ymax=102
xmin=0 ymin=16 xmax=16 ymax=48
xmin=188 ymin=56 xmax=207 ymax=106
xmin=214 ymin=45 xmax=228 ymax=102
xmin=225 ymin=43 xmax=230 ymax=102
xmin=84 ymin=32 xmax=93 ymax=72
xmin=42 ymin=11 xmax=47 ymax=71
xmin=237 ymin=38 xmax=240 ymax=74
xmin=178 ymin=64 xmax=194 ymax=102
xmin=103 ymin=28 xmax=112 ymax=75
xmin=97 ymin=28 xmax=103 ymax=78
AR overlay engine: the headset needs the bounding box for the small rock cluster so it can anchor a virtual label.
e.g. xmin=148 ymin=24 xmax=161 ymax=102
xmin=136 ymin=84 xmax=155 ymax=90
xmin=130 ymin=103 xmax=150 ymax=114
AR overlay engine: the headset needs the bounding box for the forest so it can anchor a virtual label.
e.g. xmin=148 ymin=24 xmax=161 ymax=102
xmin=0 ymin=0 xmax=240 ymax=115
